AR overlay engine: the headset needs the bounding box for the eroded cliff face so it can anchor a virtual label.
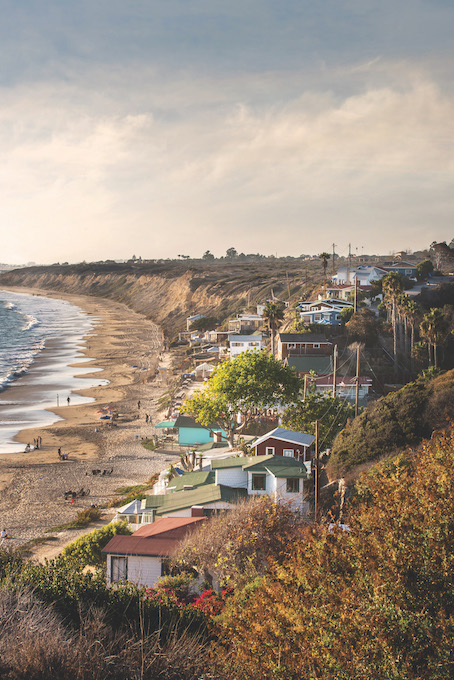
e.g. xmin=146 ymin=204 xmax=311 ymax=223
xmin=0 ymin=261 xmax=313 ymax=336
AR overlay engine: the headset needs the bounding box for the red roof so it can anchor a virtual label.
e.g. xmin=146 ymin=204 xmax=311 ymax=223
xmin=102 ymin=516 xmax=206 ymax=557
xmin=133 ymin=516 xmax=205 ymax=538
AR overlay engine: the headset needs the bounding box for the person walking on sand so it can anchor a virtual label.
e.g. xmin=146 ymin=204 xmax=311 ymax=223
xmin=137 ymin=400 xmax=141 ymax=409
xmin=67 ymin=396 xmax=71 ymax=406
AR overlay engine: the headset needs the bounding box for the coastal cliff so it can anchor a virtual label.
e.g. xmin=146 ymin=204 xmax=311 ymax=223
xmin=0 ymin=260 xmax=321 ymax=336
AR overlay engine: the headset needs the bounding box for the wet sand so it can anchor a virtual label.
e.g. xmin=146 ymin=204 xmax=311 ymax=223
xmin=0 ymin=288 xmax=179 ymax=559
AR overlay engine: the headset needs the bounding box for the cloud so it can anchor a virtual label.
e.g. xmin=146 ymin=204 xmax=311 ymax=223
xmin=1 ymin=58 xmax=454 ymax=261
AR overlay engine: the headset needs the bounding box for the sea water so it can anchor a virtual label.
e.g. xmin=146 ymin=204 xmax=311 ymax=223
xmin=0 ymin=290 xmax=108 ymax=454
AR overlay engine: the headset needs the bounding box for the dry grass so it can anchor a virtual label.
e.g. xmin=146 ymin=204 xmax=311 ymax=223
xmin=0 ymin=587 xmax=212 ymax=680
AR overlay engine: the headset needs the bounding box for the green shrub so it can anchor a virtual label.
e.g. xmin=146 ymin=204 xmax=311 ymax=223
xmin=62 ymin=520 xmax=132 ymax=567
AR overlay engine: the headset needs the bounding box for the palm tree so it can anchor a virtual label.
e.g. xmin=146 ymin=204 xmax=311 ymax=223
xmin=319 ymin=252 xmax=330 ymax=283
xmin=403 ymin=298 xmax=420 ymax=372
xmin=263 ymin=301 xmax=285 ymax=356
xmin=420 ymin=307 xmax=448 ymax=369
xmin=382 ymin=272 xmax=404 ymax=379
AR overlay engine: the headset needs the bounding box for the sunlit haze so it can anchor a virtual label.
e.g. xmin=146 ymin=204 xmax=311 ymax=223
xmin=2 ymin=1 xmax=454 ymax=263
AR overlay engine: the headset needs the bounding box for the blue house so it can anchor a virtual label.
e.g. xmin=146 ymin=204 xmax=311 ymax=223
xmin=154 ymin=415 xmax=225 ymax=447
xmin=297 ymin=300 xmax=351 ymax=325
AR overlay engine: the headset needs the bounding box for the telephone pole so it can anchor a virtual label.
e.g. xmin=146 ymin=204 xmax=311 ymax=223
xmin=355 ymin=344 xmax=361 ymax=417
xmin=332 ymin=345 xmax=338 ymax=398
xmin=314 ymin=420 xmax=320 ymax=523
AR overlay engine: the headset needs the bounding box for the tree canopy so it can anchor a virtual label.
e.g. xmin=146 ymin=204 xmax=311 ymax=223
xmin=213 ymin=428 xmax=454 ymax=679
xmin=183 ymin=351 xmax=301 ymax=447
xmin=173 ymin=496 xmax=308 ymax=588
xmin=282 ymin=390 xmax=356 ymax=450
xmin=328 ymin=369 xmax=454 ymax=474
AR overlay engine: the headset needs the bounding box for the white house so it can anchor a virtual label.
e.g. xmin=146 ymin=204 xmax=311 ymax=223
xmin=141 ymin=454 xmax=310 ymax=520
xmin=332 ymin=266 xmax=387 ymax=286
xmin=228 ymin=334 xmax=263 ymax=359
xmin=102 ymin=516 xmax=206 ymax=588
xmin=311 ymin=375 xmax=373 ymax=401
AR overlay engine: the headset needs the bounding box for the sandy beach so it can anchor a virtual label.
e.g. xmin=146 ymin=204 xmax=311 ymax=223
xmin=0 ymin=288 xmax=180 ymax=560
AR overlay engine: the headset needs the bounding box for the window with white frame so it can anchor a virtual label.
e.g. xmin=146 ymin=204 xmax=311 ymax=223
xmin=265 ymin=446 xmax=275 ymax=455
xmin=287 ymin=343 xmax=296 ymax=349
xmin=286 ymin=478 xmax=299 ymax=493
xmin=313 ymin=343 xmax=320 ymax=349
xmin=283 ymin=449 xmax=294 ymax=457
xmin=252 ymin=474 xmax=266 ymax=491
xmin=314 ymin=314 xmax=321 ymax=321
xmin=111 ymin=556 xmax=127 ymax=582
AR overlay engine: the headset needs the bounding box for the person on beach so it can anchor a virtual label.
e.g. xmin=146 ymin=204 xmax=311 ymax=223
xmin=58 ymin=447 xmax=62 ymax=459
xmin=137 ymin=400 xmax=141 ymax=409
xmin=67 ymin=397 xmax=71 ymax=406
xmin=39 ymin=436 xmax=42 ymax=448
xmin=24 ymin=443 xmax=31 ymax=453
xmin=0 ymin=529 xmax=8 ymax=539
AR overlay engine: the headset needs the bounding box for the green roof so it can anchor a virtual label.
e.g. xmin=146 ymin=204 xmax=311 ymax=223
xmin=153 ymin=484 xmax=248 ymax=516
xmin=154 ymin=420 xmax=177 ymax=429
xmin=211 ymin=456 xmax=250 ymax=469
xmin=141 ymin=495 xmax=168 ymax=509
xmin=267 ymin=466 xmax=307 ymax=479
xmin=287 ymin=356 xmax=333 ymax=375
xmin=211 ymin=454 xmax=308 ymax=478
xmin=168 ymin=470 xmax=215 ymax=492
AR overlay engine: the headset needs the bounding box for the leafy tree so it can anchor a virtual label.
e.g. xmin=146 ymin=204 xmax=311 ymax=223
xmin=213 ymin=429 xmax=454 ymax=679
xmin=327 ymin=370 xmax=454 ymax=474
xmin=202 ymin=250 xmax=215 ymax=260
xmin=416 ymin=259 xmax=434 ymax=279
xmin=263 ymin=301 xmax=285 ymax=356
xmin=173 ymin=496 xmax=308 ymax=588
xmin=339 ymin=306 xmax=354 ymax=324
xmin=189 ymin=316 xmax=218 ymax=332
xmin=282 ymin=390 xmax=356 ymax=450
xmin=183 ymin=351 xmax=301 ymax=447
xmin=226 ymin=247 xmax=238 ymax=259
xmin=345 ymin=308 xmax=379 ymax=346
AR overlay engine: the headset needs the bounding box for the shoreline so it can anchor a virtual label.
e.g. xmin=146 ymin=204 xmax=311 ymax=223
xmin=0 ymin=286 xmax=178 ymax=558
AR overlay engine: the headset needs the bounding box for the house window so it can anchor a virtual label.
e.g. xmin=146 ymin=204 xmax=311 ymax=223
xmin=286 ymin=478 xmax=299 ymax=493
xmin=314 ymin=314 xmax=321 ymax=321
xmin=265 ymin=446 xmax=275 ymax=455
xmin=111 ymin=556 xmax=127 ymax=582
xmin=283 ymin=449 xmax=294 ymax=457
xmin=313 ymin=343 xmax=320 ymax=349
xmin=252 ymin=474 xmax=266 ymax=491
xmin=287 ymin=343 xmax=296 ymax=349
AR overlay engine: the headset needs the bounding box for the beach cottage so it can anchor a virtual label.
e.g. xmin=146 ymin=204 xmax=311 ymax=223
xmin=102 ymin=516 xmax=206 ymax=588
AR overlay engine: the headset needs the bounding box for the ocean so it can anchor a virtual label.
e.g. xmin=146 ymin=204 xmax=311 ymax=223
xmin=0 ymin=290 xmax=108 ymax=454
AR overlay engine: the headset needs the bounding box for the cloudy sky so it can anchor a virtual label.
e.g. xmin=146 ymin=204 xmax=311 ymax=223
xmin=1 ymin=0 xmax=454 ymax=263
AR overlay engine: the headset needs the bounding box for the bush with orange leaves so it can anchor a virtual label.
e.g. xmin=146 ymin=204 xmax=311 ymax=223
xmin=212 ymin=428 xmax=454 ymax=680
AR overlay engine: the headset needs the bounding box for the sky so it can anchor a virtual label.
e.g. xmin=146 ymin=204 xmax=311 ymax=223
xmin=1 ymin=0 xmax=454 ymax=263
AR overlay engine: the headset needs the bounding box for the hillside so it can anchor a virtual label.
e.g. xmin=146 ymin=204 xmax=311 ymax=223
xmin=0 ymin=260 xmax=325 ymax=336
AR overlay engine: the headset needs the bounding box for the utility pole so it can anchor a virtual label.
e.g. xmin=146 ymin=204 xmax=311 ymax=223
xmin=314 ymin=420 xmax=320 ymax=523
xmin=354 ymin=276 xmax=358 ymax=313
xmin=355 ymin=344 xmax=361 ymax=417
xmin=332 ymin=345 xmax=338 ymax=398
xmin=332 ymin=243 xmax=336 ymax=275
xmin=303 ymin=374 xmax=308 ymax=401
xmin=286 ymin=271 xmax=291 ymax=300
